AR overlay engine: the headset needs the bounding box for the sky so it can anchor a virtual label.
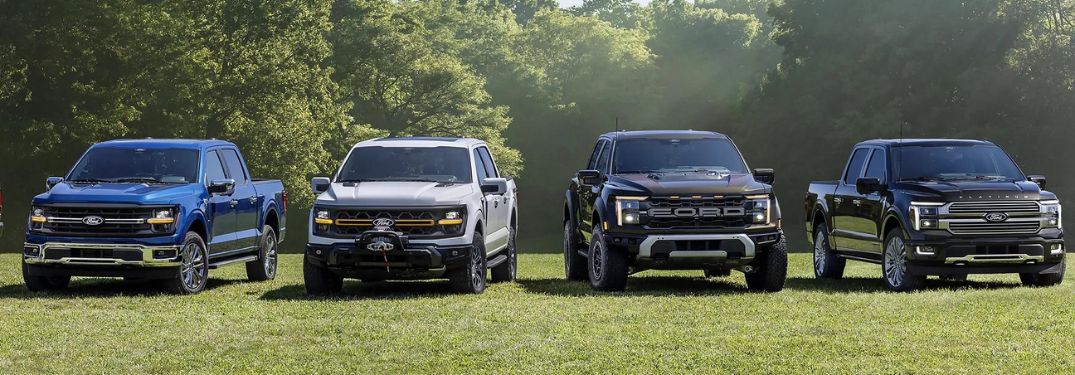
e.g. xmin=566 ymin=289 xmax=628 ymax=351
xmin=557 ymin=0 xmax=651 ymax=8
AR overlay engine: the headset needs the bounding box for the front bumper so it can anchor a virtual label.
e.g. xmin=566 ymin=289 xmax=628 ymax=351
xmin=305 ymin=234 xmax=472 ymax=280
xmin=605 ymin=227 xmax=783 ymax=269
xmin=22 ymin=242 xmax=181 ymax=278
xmin=905 ymin=230 xmax=1065 ymax=275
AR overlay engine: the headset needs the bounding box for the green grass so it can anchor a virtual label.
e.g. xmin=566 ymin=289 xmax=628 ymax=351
xmin=1 ymin=253 xmax=1073 ymax=373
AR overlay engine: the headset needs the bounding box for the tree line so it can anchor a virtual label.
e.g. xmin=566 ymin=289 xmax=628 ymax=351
xmin=1 ymin=0 xmax=1072 ymax=251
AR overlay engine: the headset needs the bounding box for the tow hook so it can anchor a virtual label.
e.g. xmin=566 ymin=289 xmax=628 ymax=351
xmin=740 ymin=265 xmax=755 ymax=274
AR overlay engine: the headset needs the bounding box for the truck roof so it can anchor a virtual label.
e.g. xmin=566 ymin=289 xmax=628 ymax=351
xmin=857 ymin=138 xmax=995 ymax=147
xmin=94 ymin=139 xmax=236 ymax=150
xmin=599 ymin=130 xmax=731 ymax=140
xmin=354 ymin=136 xmax=486 ymax=148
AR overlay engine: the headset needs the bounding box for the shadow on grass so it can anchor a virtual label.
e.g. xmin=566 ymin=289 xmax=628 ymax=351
xmin=260 ymin=280 xmax=466 ymax=301
xmin=0 ymin=277 xmax=246 ymax=299
xmin=785 ymin=276 xmax=1022 ymax=293
xmin=517 ymin=276 xmax=751 ymax=297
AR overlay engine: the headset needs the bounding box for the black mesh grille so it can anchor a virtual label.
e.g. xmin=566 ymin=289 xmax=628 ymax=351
xmin=324 ymin=208 xmax=464 ymax=238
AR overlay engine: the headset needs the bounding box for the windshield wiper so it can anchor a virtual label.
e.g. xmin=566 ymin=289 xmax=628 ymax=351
xmin=900 ymin=177 xmax=941 ymax=182
xmin=67 ymin=178 xmax=113 ymax=184
xmin=616 ymin=170 xmax=659 ymax=174
xmin=115 ymin=177 xmax=165 ymax=184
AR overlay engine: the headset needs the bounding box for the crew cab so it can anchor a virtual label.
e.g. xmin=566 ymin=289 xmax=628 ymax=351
xmin=806 ymin=139 xmax=1064 ymax=291
xmin=304 ymin=137 xmax=519 ymax=294
xmin=563 ymin=130 xmax=786 ymax=292
xmin=24 ymin=139 xmax=286 ymax=294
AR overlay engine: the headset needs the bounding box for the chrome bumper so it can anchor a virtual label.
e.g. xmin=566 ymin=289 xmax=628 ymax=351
xmin=944 ymin=254 xmax=1046 ymax=265
xmin=638 ymin=233 xmax=756 ymax=260
xmin=23 ymin=242 xmax=181 ymax=267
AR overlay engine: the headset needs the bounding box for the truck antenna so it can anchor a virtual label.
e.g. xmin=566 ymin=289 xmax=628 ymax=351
xmin=615 ymin=116 xmax=620 ymax=132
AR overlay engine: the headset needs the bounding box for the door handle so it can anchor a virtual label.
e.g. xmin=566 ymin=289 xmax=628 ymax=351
xmin=852 ymin=199 xmax=863 ymax=206
xmin=833 ymin=197 xmax=843 ymax=204
xmin=249 ymin=196 xmax=258 ymax=205
xmin=230 ymin=200 xmax=239 ymax=208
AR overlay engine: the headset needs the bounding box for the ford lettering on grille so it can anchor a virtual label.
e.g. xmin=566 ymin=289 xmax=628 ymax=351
xmin=648 ymin=207 xmax=745 ymax=218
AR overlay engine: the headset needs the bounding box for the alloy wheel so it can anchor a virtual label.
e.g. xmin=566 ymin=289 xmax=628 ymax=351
xmin=471 ymin=246 xmax=484 ymax=290
xmin=180 ymin=241 xmax=207 ymax=291
xmin=884 ymin=236 xmax=908 ymax=288
xmin=814 ymin=232 xmax=827 ymax=275
xmin=263 ymin=231 xmax=278 ymax=278
xmin=591 ymin=239 xmax=605 ymax=281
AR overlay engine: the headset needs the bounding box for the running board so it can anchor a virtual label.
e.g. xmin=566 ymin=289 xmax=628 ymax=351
xmin=838 ymin=254 xmax=882 ymax=264
xmin=486 ymin=254 xmax=508 ymax=268
xmin=208 ymin=255 xmax=258 ymax=269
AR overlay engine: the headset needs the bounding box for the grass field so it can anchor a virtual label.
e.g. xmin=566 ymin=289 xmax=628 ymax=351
xmin=1 ymin=252 xmax=1073 ymax=373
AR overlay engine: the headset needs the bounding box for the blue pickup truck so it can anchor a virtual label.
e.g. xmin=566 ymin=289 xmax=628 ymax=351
xmin=23 ymin=139 xmax=287 ymax=294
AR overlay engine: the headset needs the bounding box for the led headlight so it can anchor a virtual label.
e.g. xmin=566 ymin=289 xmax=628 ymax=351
xmin=439 ymin=210 xmax=464 ymax=225
xmin=746 ymin=195 xmax=771 ymax=225
xmin=615 ymin=196 xmax=646 ymax=226
xmin=910 ymin=202 xmax=943 ymax=231
xmin=147 ymin=209 xmax=175 ymax=224
xmin=314 ymin=209 xmax=332 ymax=225
xmin=30 ymin=207 xmax=46 ymax=223
xmin=1041 ymin=200 xmax=1062 ymax=229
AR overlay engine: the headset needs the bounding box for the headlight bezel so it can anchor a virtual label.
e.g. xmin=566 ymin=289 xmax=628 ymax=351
xmin=746 ymin=194 xmax=772 ymax=225
xmin=1041 ymin=200 xmax=1062 ymax=229
xmin=910 ymin=202 xmax=944 ymax=231
xmin=614 ymin=196 xmax=646 ymax=226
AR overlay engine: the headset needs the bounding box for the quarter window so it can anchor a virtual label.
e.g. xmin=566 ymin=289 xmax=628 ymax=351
xmin=864 ymin=149 xmax=887 ymax=182
xmin=843 ymin=148 xmax=870 ymax=185
xmin=473 ymin=149 xmax=489 ymax=181
xmin=221 ymin=149 xmax=248 ymax=183
xmin=477 ymin=147 xmax=498 ymax=178
xmin=587 ymin=140 xmax=605 ymax=170
xmin=595 ymin=141 xmax=612 ymax=173
xmin=204 ymin=151 xmax=227 ymax=183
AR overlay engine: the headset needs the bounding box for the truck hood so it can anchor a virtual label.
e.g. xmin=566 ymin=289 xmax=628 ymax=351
xmin=894 ymin=180 xmax=1055 ymax=201
xmin=34 ymin=182 xmax=198 ymax=205
xmin=608 ymin=173 xmax=771 ymax=196
xmin=316 ymin=182 xmax=475 ymax=207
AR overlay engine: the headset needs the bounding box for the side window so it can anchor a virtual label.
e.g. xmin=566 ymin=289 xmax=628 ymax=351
xmin=477 ymin=147 xmax=498 ymax=178
xmin=473 ymin=149 xmax=489 ymax=181
xmin=204 ymin=150 xmax=227 ymax=183
xmin=586 ymin=140 xmax=605 ymax=170
xmin=221 ymin=149 xmax=248 ymax=183
xmin=843 ymin=148 xmax=870 ymax=185
xmin=864 ymin=149 xmax=887 ymax=182
xmin=595 ymin=141 xmax=612 ymax=173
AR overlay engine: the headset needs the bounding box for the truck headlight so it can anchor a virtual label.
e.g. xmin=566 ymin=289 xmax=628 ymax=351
xmin=147 ymin=209 xmax=175 ymax=225
xmin=438 ymin=210 xmax=464 ymax=226
xmin=910 ymin=202 xmax=943 ymax=231
xmin=30 ymin=207 xmax=46 ymax=223
xmin=1041 ymin=200 xmax=1062 ymax=229
xmin=615 ymin=196 xmax=646 ymax=226
xmin=314 ymin=209 xmax=332 ymax=225
xmin=746 ymin=195 xmax=771 ymax=225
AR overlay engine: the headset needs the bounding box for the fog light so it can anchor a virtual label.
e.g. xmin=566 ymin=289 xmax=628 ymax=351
xmin=754 ymin=213 xmax=766 ymax=222
xmin=915 ymin=246 xmax=935 ymax=255
xmin=1051 ymin=244 xmax=1064 ymax=255
xmin=919 ymin=219 xmax=937 ymax=229
xmin=623 ymin=213 xmax=639 ymax=224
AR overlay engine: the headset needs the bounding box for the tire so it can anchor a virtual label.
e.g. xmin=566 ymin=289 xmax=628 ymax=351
xmin=564 ymin=220 xmax=588 ymax=281
xmin=165 ymin=232 xmax=210 ymax=294
xmin=1020 ymin=258 xmax=1065 ymax=287
xmin=23 ymin=259 xmax=71 ymax=292
xmin=882 ymin=229 xmax=925 ymax=292
xmin=491 ymin=224 xmax=517 ymax=283
xmin=304 ymin=253 xmax=343 ymax=295
xmin=448 ymin=231 xmax=487 ymax=294
xmin=813 ymin=223 xmax=846 ymax=279
xmin=745 ymin=235 xmax=788 ymax=292
xmin=246 ymin=225 xmax=278 ymax=281
xmin=704 ymin=268 xmax=731 ymax=278
xmin=588 ymin=226 xmax=628 ymax=291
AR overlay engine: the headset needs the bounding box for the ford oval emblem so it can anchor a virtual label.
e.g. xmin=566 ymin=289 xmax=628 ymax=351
xmin=82 ymin=216 xmax=105 ymax=226
xmin=372 ymin=218 xmax=394 ymax=229
xmin=984 ymin=212 xmax=1009 ymax=223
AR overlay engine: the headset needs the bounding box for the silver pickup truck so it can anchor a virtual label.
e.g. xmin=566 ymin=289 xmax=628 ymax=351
xmin=304 ymin=137 xmax=519 ymax=294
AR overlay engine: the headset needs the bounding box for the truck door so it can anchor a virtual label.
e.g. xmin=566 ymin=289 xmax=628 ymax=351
xmin=204 ymin=150 xmax=237 ymax=253
xmin=832 ymin=148 xmax=870 ymax=253
xmin=855 ymin=148 xmax=888 ymax=255
xmin=221 ymin=148 xmax=260 ymax=250
xmin=475 ymin=146 xmax=509 ymax=252
xmin=581 ymin=140 xmax=611 ymax=243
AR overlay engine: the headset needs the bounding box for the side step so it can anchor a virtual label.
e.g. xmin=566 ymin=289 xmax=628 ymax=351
xmin=486 ymin=254 xmax=508 ymax=268
xmin=208 ymin=255 xmax=258 ymax=269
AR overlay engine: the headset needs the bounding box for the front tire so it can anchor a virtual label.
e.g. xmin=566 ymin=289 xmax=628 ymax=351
xmin=882 ymin=229 xmax=925 ymax=292
xmin=448 ymin=232 xmax=487 ymax=294
xmin=165 ymin=232 xmax=210 ymax=294
xmin=491 ymin=225 xmax=517 ymax=283
xmin=588 ymin=226 xmax=628 ymax=291
xmin=745 ymin=235 xmax=788 ymax=292
xmin=23 ymin=259 xmax=71 ymax=292
xmin=564 ymin=220 xmax=588 ymax=281
xmin=246 ymin=225 xmax=278 ymax=281
xmin=1020 ymin=258 xmax=1065 ymax=287
xmin=304 ymin=253 xmax=343 ymax=295
xmin=813 ymin=223 xmax=845 ymax=279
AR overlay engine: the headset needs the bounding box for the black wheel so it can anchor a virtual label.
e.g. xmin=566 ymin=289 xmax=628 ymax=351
xmin=704 ymin=268 xmax=731 ymax=278
xmin=304 ymin=253 xmax=343 ymax=294
xmin=882 ymin=229 xmax=925 ymax=292
xmin=165 ymin=232 xmax=210 ymax=294
xmin=1020 ymin=258 xmax=1065 ymax=287
xmin=23 ymin=259 xmax=71 ymax=292
xmin=745 ymin=235 xmax=788 ymax=292
xmin=564 ymin=220 xmax=588 ymax=281
xmin=246 ymin=225 xmax=278 ymax=281
xmin=588 ymin=226 xmax=628 ymax=291
xmin=813 ymin=223 xmax=845 ymax=279
xmin=449 ymin=231 xmax=487 ymax=294
xmin=491 ymin=224 xmax=517 ymax=283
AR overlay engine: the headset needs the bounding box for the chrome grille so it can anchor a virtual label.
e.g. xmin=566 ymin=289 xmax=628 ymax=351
xmin=947 ymin=221 xmax=1041 ymax=235
xmin=947 ymin=201 xmax=1040 ymax=214
xmin=35 ymin=205 xmax=165 ymax=236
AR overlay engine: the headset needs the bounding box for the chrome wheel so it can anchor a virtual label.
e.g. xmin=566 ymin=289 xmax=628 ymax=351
xmin=884 ymin=236 xmax=907 ymax=288
xmin=180 ymin=241 xmax=207 ymax=291
xmin=590 ymin=238 xmax=605 ymax=281
xmin=814 ymin=232 xmax=827 ymax=275
xmin=263 ymin=230 xmax=278 ymax=278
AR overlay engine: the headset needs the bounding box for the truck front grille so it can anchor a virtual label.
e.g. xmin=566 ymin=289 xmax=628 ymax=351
xmin=34 ymin=205 xmax=169 ymax=237
xmin=643 ymin=196 xmax=749 ymax=229
xmin=948 ymin=201 xmax=1040 ymax=214
xmin=942 ymin=201 xmax=1043 ymax=235
xmin=325 ymin=208 xmax=464 ymax=238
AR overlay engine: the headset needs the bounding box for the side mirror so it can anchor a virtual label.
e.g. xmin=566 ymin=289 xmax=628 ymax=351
xmin=208 ymin=179 xmax=235 ymax=195
xmin=1028 ymin=175 xmax=1046 ymax=189
xmin=311 ymin=177 xmax=331 ymax=194
xmin=752 ymin=168 xmax=775 ymax=185
xmin=577 ymin=170 xmax=601 ymax=187
xmin=856 ymin=177 xmax=884 ymax=195
xmin=481 ymin=178 xmax=508 ymax=195
xmin=45 ymin=177 xmax=64 ymax=190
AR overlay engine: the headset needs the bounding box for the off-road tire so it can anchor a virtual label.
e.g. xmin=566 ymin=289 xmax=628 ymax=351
xmin=745 ymin=235 xmax=788 ymax=292
xmin=246 ymin=225 xmax=278 ymax=281
xmin=813 ymin=223 xmax=846 ymax=279
xmin=448 ymin=232 xmax=487 ymax=294
xmin=588 ymin=226 xmax=628 ymax=291
xmin=304 ymin=253 xmax=343 ymax=295
xmin=564 ymin=220 xmax=588 ymax=281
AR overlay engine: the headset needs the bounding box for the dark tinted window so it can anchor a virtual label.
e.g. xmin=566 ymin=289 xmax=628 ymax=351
xmin=893 ymin=145 xmax=1024 ymax=181
xmin=474 ymin=149 xmax=489 ymax=181
xmin=843 ymin=148 xmax=869 ymax=184
xmin=864 ymin=149 xmax=886 ymax=182
xmin=68 ymin=147 xmax=200 ymax=184
xmin=587 ymin=140 xmax=605 ymax=170
xmin=477 ymin=147 xmax=498 ymax=178
xmin=337 ymin=146 xmax=473 ymax=183
xmin=204 ymin=151 xmax=227 ymax=183
xmin=612 ymin=138 xmax=747 ymax=174
xmin=221 ymin=149 xmax=248 ymax=183
xmin=595 ymin=141 xmax=612 ymax=173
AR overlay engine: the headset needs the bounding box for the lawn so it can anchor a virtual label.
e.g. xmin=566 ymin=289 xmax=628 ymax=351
xmin=0 ymin=253 xmax=1072 ymax=373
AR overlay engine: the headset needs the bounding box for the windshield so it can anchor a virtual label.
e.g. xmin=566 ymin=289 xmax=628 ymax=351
xmin=337 ymin=146 xmax=473 ymax=183
xmin=67 ymin=147 xmax=199 ymax=184
xmin=612 ymin=138 xmax=748 ymax=174
xmin=893 ymin=145 xmax=1024 ymax=181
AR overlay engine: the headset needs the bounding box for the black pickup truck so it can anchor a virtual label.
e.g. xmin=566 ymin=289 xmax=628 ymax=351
xmin=563 ymin=130 xmax=786 ymax=292
xmin=806 ymin=139 xmax=1064 ymax=291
